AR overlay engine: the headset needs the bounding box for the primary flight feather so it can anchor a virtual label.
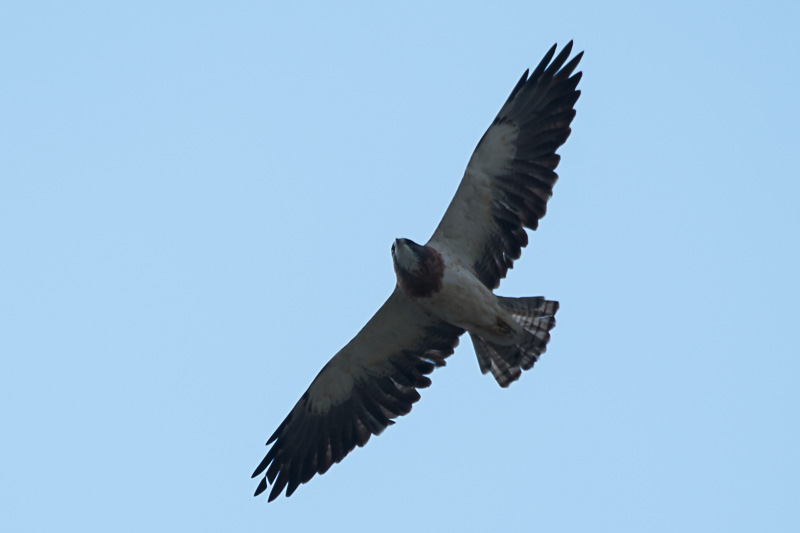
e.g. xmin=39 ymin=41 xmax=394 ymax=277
xmin=253 ymin=41 xmax=583 ymax=502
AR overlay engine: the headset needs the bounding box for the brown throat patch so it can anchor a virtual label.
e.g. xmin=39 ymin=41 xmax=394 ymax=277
xmin=396 ymin=246 xmax=445 ymax=298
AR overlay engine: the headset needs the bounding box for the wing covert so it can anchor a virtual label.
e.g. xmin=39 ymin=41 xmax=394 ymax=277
xmin=252 ymin=288 xmax=463 ymax=501
xmin=428 ymin=42 xmax=582 ymax=289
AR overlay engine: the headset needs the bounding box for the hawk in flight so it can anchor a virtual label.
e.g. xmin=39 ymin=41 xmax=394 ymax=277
xmin=253 ymin=42 xmax=582 ymax=501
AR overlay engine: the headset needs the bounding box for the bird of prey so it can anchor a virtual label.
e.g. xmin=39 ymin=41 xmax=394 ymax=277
xmin=253 ymin=42 xmax=582 ymax=501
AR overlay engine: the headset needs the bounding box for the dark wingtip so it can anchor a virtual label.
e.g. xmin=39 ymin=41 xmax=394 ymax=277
xmin=545 ymin=41 xmax=574 ymax=76
xmin=254 ymin=477 xmax=268 ymax=497
xmin=531 ymin=44 xmax=558 ymax=78
xmin=563 ymin=51 xmax=584 ymax=78
xmin=252 ymin=453 xmax=271 ymax=478
xmin=503 ymin=68 xmax=531 ymax=108
xmin=267 ymin=472 xmax=289 ymax=502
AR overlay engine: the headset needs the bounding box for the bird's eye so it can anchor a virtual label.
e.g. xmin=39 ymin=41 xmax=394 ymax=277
xmin=391 ymin=243 xmax=396 ymax=253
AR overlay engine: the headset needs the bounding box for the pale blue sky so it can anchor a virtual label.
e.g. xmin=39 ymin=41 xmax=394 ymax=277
xmin=2 ymin=1 xmax=798 ymax=531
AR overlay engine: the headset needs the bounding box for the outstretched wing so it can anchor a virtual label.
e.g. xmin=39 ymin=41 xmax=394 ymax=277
xmin=252 ymin=288 xmax=463 ymax=501
xmin=428 ymin=42 xmax=582 ymax=289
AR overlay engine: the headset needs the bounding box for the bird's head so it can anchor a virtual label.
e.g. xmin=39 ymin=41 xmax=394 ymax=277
xmin=391 ymin=238 xmax=424 ymax=275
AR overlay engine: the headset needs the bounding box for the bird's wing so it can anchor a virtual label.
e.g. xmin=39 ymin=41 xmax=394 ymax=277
xmin=252 ymin=288 xmax=464 ymax=501
xmin=428 ymin=42 xmax=582 ymax=289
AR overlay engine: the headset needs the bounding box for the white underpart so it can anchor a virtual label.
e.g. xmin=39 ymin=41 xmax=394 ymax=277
xmin=394 ymin=240 xmax=421 ymax=272
xmin=419 ymin=249 xmax=518 ymax=344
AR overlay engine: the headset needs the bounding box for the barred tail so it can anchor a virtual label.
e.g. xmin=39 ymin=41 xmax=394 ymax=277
xmin=471 ymin=296 xmax=558 ymax=387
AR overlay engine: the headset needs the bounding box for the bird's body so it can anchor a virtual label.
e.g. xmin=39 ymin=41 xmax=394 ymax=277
xmin=394 ymin=239 xmax=515 ymax=345
xmin=425 ymin=255 xmax=505 ymax=337
xmin=253 ymin=42 xmax=583 ymax=501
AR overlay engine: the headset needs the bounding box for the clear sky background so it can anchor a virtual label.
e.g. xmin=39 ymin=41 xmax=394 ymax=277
xmin=2 ymin=1 xmax=798 ymax=531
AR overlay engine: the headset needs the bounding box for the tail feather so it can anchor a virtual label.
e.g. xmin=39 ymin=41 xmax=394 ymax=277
xmin=496 ymin=296 xmax=558 ymax=325
xmin=471 ymin=296 xmax=558 ymax=387
xmin=472 ymin=335 xmax=523 ymax=386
